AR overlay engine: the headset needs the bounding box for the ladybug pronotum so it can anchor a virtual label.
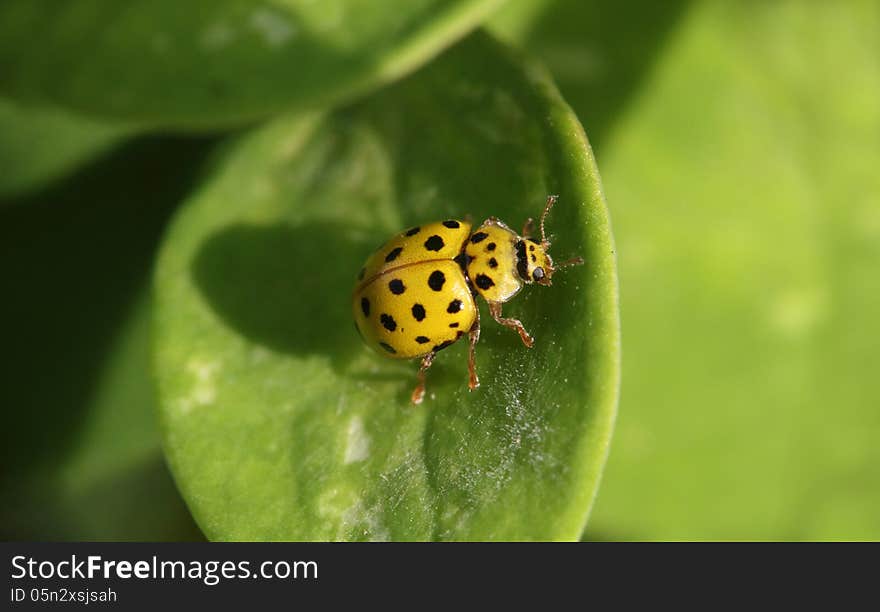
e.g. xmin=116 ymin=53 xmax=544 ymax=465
xmin=352 ymin=195 xmax=583 ymax=404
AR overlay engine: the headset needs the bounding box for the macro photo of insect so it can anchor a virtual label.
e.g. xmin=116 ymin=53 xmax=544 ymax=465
xmin=352 ymin=195 xmax=584 ymax=404
xmin=2 ymin=0 xmax=878 ymax=553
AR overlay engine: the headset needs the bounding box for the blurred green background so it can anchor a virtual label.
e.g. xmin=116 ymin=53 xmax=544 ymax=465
xmin=2 ymin=0 xmax=878 ymax=540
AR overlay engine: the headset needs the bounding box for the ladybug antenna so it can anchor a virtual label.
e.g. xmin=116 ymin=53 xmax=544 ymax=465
xmin=540 ymin=195 xmax=584 ymax=278
xmin=555 ymin=256 xmax=585 ymax=269
xmin=540 ymin=194 xmax=558 ymax=250
xmin=543 ymin=254 xmax=583 ymax=286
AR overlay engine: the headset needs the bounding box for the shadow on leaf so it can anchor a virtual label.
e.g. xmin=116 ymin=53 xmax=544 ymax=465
xmin=192 ymin=221 xmax=371 ymax=367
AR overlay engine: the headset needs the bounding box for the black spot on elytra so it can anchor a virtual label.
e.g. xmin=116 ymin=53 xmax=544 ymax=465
xmin=424 ymin=235 xmax=445 ymax=251
xmin=475 ymin=274 xmax=495 ymax=290
xmin=405 ymin=227 xmax=420 ymax=236
xmin=449 ymin=322 xmax=459 ymax=328
xmin=385 ymin=246 xmax=403 ymax=262
xmin=489 ymin=257 xmax=498 ymax=268
xmin=531 ymin=254 xmax=537 ymax=263
xmin=380 ymin=313 xmax=397 ymax=331
xmin=442 ymin=220 xmax=460 ymax=228
xmin=433 ymin=339 xmax=455 ymax=352
xmin=447 ymin=299 xmax=462 ymax=313
xmin=470 ymin=231 xmax=488 ymax=244
xmin=487 ymin=242 xmax=496 ymax=251
xmin=454 ymin=252 xmax=472 ymax=269
xmin=360 ymin=297 xmax=370 ymax=317
xmin=428 ymin=270 xmax=446 ymax=291
xmin=529 ymin=244 xmax=536 ymax=251
xmin=411 ymin=303 xmax=426 ymax=321
xmin=380 ymin=342 xmax=396 ymax=354
xmin=388 ymin=279 xmax=405 ymax=295
xmin=358 ymin=267 xmax=365 ymax=280
xmin=415 ymin=336 xmax=430 ymax=344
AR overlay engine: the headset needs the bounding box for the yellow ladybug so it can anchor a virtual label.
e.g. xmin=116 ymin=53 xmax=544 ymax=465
xmin=352 ymin=195 xmax=583 ymax=404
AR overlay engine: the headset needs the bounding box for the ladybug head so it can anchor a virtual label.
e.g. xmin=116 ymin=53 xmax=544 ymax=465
xmin=516 ymin=238 xmax=554 ymax=286
xmin=517 ymin=195 xmax=584 ymax=286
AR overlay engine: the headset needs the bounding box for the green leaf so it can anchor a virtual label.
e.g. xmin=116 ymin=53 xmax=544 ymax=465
xmin=154 ymin=31 xmax=619 ymax=541
xmin=499 ymin=0 xmax=880 ymax=539
xmin=0 ymin=0 xmax=507 ymax=129
xmin=490 ymin=0 xmax=689 ymax=151
xmin=0 ymin=135 xmax=213 ymax=540
xmin=2 ymin=293 xmax=202 ymax=541
xmin=0 ymin=98 xmax=128 ymax=198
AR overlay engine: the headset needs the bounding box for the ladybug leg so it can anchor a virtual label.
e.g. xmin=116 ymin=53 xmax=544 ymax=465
xmin=489 ymin=302 xmax=534 ymax=348
xmin=539 ymin=194 xmax=558 ymax=248
xmin=411 ymin=351 xmax=436 ymax=405
xmin=522 ymin=217 xmax=535 ymax=238
xmin=467 ymin=312 xmax=481 ymax=390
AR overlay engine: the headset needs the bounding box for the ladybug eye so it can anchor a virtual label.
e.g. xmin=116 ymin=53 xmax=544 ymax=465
xmin=532 ymin=267 xmax=545 ymax=282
